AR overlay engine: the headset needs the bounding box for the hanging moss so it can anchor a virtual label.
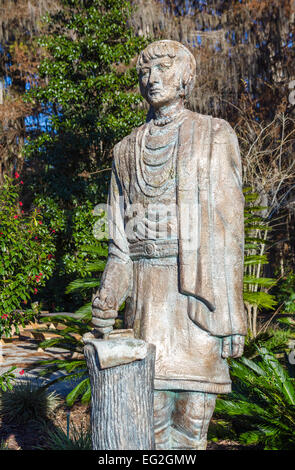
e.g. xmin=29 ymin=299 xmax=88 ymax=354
xmin=131 ymin=0 xmax=295 ymax=121
xmin=0 ymin=0 xmax=60 ymax=43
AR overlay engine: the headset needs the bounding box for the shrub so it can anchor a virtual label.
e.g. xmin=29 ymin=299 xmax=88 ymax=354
xmin=243 ymin=322 xmax=295 ymax=359
xmin=44 ymin=422 xmax=92 ymax=450
xmin=214 ymin=347 xmax=295 ymax=450
xmin=0 ymin=175 xmax=57 ymax=337
xmin=0 ymin=378 xmax=61 ymax=425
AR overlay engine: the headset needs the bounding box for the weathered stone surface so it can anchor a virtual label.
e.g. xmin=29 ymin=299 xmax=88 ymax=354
xmin=84 ymin=342 xmax=155 ymax=450
xmin=89 ymin=39 xmax=247 ymax=450
xmin=83 ymin=336 xmax=147 ymax=369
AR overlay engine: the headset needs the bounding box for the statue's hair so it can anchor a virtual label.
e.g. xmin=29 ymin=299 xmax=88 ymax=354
xmin=136 ymin=40 xmax=196 ymax=100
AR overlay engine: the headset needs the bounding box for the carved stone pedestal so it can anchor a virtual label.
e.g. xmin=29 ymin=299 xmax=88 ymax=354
xmin=83 ymin=335 xmax=156 ymax=450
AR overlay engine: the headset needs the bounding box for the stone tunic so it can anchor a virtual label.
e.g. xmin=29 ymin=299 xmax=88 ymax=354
xmin=122 ymin=116 xmax=231 ymax=393
xmin=125 ymin=118 xmax=178 ymax=245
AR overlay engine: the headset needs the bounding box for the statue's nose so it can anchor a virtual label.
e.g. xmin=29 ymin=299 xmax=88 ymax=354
xmin=149 ymin=67 xmax=160 ymax=85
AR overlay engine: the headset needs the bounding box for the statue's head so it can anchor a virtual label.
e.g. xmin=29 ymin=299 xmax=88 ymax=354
xmin=136 ymin=40 xmax=196 ymax=109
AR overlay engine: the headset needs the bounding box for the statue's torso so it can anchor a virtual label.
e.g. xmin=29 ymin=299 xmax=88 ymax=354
xmin=125 ymin=116 xmax=184 ymax=245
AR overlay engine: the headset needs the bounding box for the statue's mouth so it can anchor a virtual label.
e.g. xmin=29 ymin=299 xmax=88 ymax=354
xmin=149 ymin=88 xmax=162 ymax=94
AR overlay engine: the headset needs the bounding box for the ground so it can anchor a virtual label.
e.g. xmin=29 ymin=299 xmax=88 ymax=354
xmin=0 ymin=404 xmax=251 ymax=450
xmin=0 ymin=402 xmax=90 ymax=450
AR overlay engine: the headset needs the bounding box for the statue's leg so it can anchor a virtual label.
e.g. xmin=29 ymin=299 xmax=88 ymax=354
xmin=154 ymin=390 xmax=175 ymax=450
xmin=170 ymin=391 xmax=217 ymax=450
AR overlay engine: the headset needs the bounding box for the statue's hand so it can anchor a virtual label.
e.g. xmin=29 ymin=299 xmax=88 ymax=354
xmin=221 ymin=334 xmax=245 ymax=359
xmin=92 ymin=287 xmax=118 ymax=320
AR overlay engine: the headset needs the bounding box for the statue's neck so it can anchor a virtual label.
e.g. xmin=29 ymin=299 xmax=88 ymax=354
xmin=150 ymin=100 xmax=185 ymax=125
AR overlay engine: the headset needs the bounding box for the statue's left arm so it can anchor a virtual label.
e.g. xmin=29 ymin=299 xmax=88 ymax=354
xmin=215 ymin=120 xmax=247 ymax=358
xmin=179 ymin=114 xmax=247 ymax=349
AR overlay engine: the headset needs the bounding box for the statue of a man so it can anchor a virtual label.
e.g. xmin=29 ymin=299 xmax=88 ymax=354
xmin=92 ymin=40 xmax=247 ymax=450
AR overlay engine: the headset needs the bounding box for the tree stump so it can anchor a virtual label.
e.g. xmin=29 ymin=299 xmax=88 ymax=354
xmin=84 ymin=340 xmax=156 ymax=450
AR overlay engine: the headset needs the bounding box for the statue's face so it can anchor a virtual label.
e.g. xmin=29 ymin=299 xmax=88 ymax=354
xmin=139 ymin=55 xmax=184 ymax=108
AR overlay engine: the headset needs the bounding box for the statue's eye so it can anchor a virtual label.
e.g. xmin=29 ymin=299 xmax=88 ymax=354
xmin=158 ymin=63 xmax=171 ymax=71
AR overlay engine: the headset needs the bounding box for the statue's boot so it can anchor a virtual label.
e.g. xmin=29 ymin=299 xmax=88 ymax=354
xmin=154 ymin=390 xmax=216 ymax=450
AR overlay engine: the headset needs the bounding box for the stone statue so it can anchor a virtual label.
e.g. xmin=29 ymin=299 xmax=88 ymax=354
xmin=92 ymin=39 xmax=247 ymax=450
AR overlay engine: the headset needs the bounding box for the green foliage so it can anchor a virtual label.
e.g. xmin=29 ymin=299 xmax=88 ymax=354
xmin=35 ymin=315 xmax=92 ymax=406
xmin=24 ymin=199 xmax=107 ymax=313
xmin=0 ymin=367 xmax=16 ymax=392
xmin=275 ymin=271 xmax=295 ymax=314
xmin=214 ymin=347 xmax=295 ymax=450
xmin=0 ymin=176 xmax=57 ymax=337
xmin=0 ymin=440 xmax=9 ymax=450
xmin=21 ymin=0 xmax=147 ymax=311
xmin=30 ymin=0 xmax=147 ymax=144
xmin=278 ymin=315 xmax=295 ymax=330
xmin=243 ymin=188 xmax=277 ymax=308
xmin=44 ymin=422 xmax=92 ymax=450
xmin=243 ymin=326 xmax=295 ymax=360
xmin=243 ymin=188 xmax=277 ymax=336
xmin=62 ymin=205 xmax=108 ymax=279
xmin=24 ymin=0 xmax=147 ymax=205
xmin=0 ymin=379 xmax=61 ymax=425
xmin=243 ymin=291 xmax=277 ymax=311
xmin=65 ymin=241 xmax=108 ymax=318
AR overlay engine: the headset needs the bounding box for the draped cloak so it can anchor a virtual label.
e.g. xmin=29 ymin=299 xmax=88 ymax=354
xmin=99 ymin=109 xmax=247 ymax=339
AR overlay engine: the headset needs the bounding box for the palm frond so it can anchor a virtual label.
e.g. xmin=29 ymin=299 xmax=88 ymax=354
xmin=66 ymin=378 xmax=90 ymax=407
xmin=73 ymin=302 xmax=92 ymax=320
xmin=213 ymin=346 xmax=295 ymax=449
xmin=80 ymin=244 xmax=108 ymax=257
xmin=65 ymin=278 xmax=100 ymax=294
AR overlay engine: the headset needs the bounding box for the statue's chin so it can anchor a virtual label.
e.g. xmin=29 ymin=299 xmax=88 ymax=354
xmin=148 ymin=96 xmax=173 ymax=109
xmin=146 ymin=91 xmax=183 ymax=110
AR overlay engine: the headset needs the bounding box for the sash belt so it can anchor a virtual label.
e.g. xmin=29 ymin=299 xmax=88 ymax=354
xmin=129 ymin=239 xmax=178 ymax=260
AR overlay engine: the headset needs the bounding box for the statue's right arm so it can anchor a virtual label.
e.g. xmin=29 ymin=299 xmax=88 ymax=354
xmin=92 ymin=140 xmax=132 ymax=321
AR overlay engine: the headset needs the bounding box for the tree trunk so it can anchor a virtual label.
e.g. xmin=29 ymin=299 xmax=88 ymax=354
xmin=84 ymin=341 xmax=156 ymax=450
